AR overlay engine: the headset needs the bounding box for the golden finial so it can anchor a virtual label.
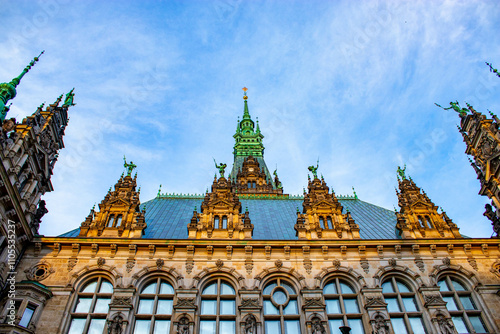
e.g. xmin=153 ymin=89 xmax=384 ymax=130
xmin=242 ymin=87 xmax=248 ymax=100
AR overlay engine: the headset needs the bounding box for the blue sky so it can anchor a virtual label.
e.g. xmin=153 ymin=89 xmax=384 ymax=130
xmin=1 ymin=0 xmax=499 ymax=238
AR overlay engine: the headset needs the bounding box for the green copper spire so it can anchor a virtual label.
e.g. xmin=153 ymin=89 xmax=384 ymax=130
xmin=0 ymin=51 xmax=44 ymax=121
xmin=233 ymin=87 xmax=265 ymax=157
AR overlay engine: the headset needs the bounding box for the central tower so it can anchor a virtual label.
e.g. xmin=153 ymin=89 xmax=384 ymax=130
xmin=230 ymin=88 xmax=283 ymax=195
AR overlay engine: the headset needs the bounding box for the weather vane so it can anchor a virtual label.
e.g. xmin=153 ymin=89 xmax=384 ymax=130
xmin=242 ymin=87 xmax=248 ymax=100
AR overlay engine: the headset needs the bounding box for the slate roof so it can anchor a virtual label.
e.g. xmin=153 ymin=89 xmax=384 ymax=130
xmin=59 ymin=197 xmax=399 ymax=240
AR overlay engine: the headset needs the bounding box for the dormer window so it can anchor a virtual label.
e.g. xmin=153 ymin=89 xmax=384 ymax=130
xmin=116 ymin=215 xmax=123 ymax=227
xmin=106 ymin=215 xmax=115 ymax=228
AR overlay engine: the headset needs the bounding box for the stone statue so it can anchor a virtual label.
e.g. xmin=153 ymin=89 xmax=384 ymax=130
xmin=311 ymin=317 xmax=326 ymax=334
xmin=372 ymin=313 xmax=389 ymax=334
xmin=435 ymin=101 xmax=468 ymax=117
xmin=436 ymin=314 xmax=455 ymax=334
xmin=32 ymin=200 xmax=48 ymax=231
xmin=177 ymin=317 xmax=190 ymax=334
xmin=397 ymin=164 xmax=406 ymax=180
xmin=213 ymin=158 xmax=227 ymax=178
xmin=483 ymin=203 xmax=500 ymax=236
xmin=63 ymin=88 xmax=75 ymax=106
xmin=244 ymin=314 xmax=257 ymax=334
xmin=107 ymin=315 xmax=124 ymax=334
xmin=123 ymin=156 xmax=137 ymax=176
xmin=308 ymin=160 xmax=319 ymax=179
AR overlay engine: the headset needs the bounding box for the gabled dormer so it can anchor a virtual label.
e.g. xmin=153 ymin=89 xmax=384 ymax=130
xmin=295 ymin=165 xmax=360 ymax=239
xmin=395 ymin=166 xmax=461 ymax=239
xmin=79 ymin=160 xmax=146 ymax=238
xmin=234 ymin=155 xmax=283 ymax=195
xmin=188 ymin=165 xmax=253 ymax=239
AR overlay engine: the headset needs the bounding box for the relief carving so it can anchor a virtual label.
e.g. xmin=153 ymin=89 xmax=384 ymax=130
xmin=244 ymin=314 xmax=257 ymax=334
xmin=241 ymin=298 xmax=260 ymax=308
xmin=311 ymin=316 xmax=326 ymax=334
xmin=175 ymin=298 xmax=196 ymax=309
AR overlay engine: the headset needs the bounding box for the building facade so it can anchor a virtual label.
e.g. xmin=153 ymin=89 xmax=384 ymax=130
xmin=0 ymin=66 xmax=499 ymax=334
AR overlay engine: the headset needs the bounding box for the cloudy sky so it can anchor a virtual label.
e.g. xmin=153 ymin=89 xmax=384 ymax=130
xmin=2 ymin=0 xmax=499 ymax=238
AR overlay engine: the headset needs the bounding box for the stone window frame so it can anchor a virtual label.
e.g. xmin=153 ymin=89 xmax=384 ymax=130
xmin=380 ymin=275 xmax=428 ymax=334
xmin=0 ymin=281 xmax=52 ymax=332
xmin=322 ymin=276 xmax=366 ymax=334
xmin=198 ymin=277 xmax=238 ymax=334
xmin=261 ymin=277 xmax=303 ymax=334
xmin=132 ymin=276 xmax=176 ymax=334
xmin=437 ymin=274 xmax=490 ymax=333
xmin=66 ymin=275 xmax=114 ymax=334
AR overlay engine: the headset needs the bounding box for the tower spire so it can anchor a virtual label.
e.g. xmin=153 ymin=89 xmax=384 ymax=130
xmin=0 ymin=51 xmax=44 ymax=121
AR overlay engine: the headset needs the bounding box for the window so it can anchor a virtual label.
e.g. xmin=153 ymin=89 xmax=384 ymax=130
xmin=319 ymin=217 xmax=325 ymax=229
xmin=263 ymin=279 xmax=301 ymax=334
xmin=327 ymin=217 xmax=333 ymax=229
xmin=68 ymin=277 xmax=113 ymax=334
xmin=133 ymin=278 xmax=174 ymax=334
xmin=214 ymin=216 xmax=220 ymax=229
xmin=382 ymin=277 xmax=426 ymax=334
xmin=200 ymin=279 xmax=236 ymax=334
xmin=438 ymin=276 xmax=488 ymax=333
xmin=107 ymin=215 xmax=115 ymax=228
xmin=116 ymin=215 xmax=123 ymax=227
xmin=19 ymin=304 xmax=36 ymax=328
xmin=324 ymin=278 xmax=364 ymax=333
xmin=222 ymin=216 xmax=228 ymax=229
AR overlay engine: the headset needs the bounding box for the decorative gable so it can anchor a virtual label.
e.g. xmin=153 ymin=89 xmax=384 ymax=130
xmin=188 ymin=173 xmax=254 ymax=239
xmin=395 ymin=167 xmax=460 ymax=239
xmin=295 ymin=170 xmax=359 ymax=240
xmin=79 ymin=172 xmax=146 ymax=238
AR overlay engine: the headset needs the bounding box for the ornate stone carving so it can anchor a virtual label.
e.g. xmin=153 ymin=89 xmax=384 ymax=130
xmin=97 ymin=257 xmax=105 ymax=268
xmin=468 ymin=258 xmax=478 ymax=271
xmin=395 ymin=175 xmax=461 ymax=239
xmin=311 ymin=316 xmax=326 ymax=334
xmin=215 ymin=259 xmax=224 ymax=270
xmin=414 ymin=257 xmax=425 ymax=272
xmin=78 ymin=173 xmax=146 ymax=238
xmin=126 ymin=259 xmax=135 ymax=273
xmin=175 ymin=298 xmax=196 ymax=309
xmin=156 ymin=258 xmax=164 ymax=270
xmin=303 ymin=259 xmax=312 ymax=274
xmin=110 ymin=297 xmax=133 ymax=307
xmin=25 ymin=262 xmax=54 ymax=281
xmin=360 ymin=259 xmax=370 ymax=273
xmin=275 ymin=259 xmax=283 ymax=269
xmin=244 ymin=314 xmax=257 ymax=334
xmin=241 ymin=298 xmax=260 ymax=308
xmin=442 ymin=257 xmax=450 ymax=266
xmin=304 ymin=297 xmax=324 ymax=308
xmin=177 ymin=316 xmax=190 ymax=334
xmin=295 ymin=173 xmax=359 ymax=239
xmin=388 ymin=258 xmax=397 ymax=267
xmin=490 ymin=261 xmax=500 ymax=277
xmin=424 ymin=294 xmax=446 ymax=307
xmin=107 ymin=313 xmax=126 ymax=334
xmin=436 ymin=313 xmax=455 ymax=334
xmin=364 ymin=297 xmax=387 ymax=308
xmin=371 ymin=312 xmax=389 ymax=334
xmin=332 ymin=259 xmax=341 ymax=270
xmin=67 ymin=258 xmax=77 ymax=271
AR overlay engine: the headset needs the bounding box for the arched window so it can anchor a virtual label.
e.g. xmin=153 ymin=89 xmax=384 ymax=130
xmin=382 ymin=277 xmax=426 ymax=334
xmin=222 ymin=216 xmax=228 ymax=229
xmin=438 ymin=276 xmax=488 ymax=333
xmin=319 ymin=217 xmax=325 ymax=229
xmin=200 ymin=279 xmax=236 ymax=333
xmin=133 ymin=278 xmax=174 ymax=334
xmin=417 ymin=216 xmax=426 ymax=229
xmin=116 ymin=215 xmax=123 ymax=227
xmin=252 ymin=181 xmax=256 ymax=188
xmin=68 ymin=277 xmax=113 ymax=333
xmin=107 ymin=215 xmax=115 ymax=228
xmin=327 ymin=217 xmax=333 ymax=229
xmin=214 ymin=216 xmax=220 ymax=229
xmin=323 ymin=278 xmax=364 ymax=333
xmin=263 ymin=279 xmax=300 ymax=334
xmin=425 ymin=216 xmax=433 ymax=228
xmin=248 ymin=181 xmax=252 ymax=189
